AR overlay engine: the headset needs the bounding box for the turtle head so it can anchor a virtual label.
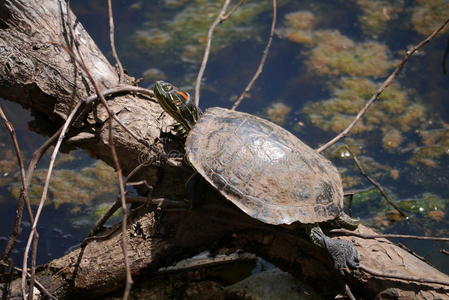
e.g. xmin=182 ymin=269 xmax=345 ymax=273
xmin=153 ymin=81 xmax=202 ymax=137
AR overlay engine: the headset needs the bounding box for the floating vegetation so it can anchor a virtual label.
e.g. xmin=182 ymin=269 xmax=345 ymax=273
xmin=382 ymin=128 xmax=403 ymax=151
xmin=276 ymin=10 xmax=316 ymax=46
xmin=0 ymin=149 xmax=18 ymax=187
xmin=142 ymin=68 xmax=167 ymax=82
xmin=0 ymin=149 xmax=16 ymax=176
xmin=397 ymin=193 xmax=446 ymax=220
xmin=265 ymin=102 xmax=291 ymax=125
xmin=134 ymin=0 xmax=273 ymax=65
xmin=408 ymin=128 xmax=449 ymax=167
xmin=9 ymin=161 xmax=117 ymax=211
xmin=278 ymin=11 xmax=397 ymax=77
xmin=303 ymin=77 xmax=427 ymax=152
xmin=410 ymin=0 xmax=449 ymax=35
xmin=307 ymin=30 xmax=395 ymax=77
xmin=355 ymin=0 xmax=404 ymax=37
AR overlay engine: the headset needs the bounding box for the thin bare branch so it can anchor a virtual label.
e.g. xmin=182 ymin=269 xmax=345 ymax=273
xmin=331 ymin=228 xmax=449 ymax=242
xmin=231 ymin=0 xmax=277 ymax=110
xmin=221 ymin=0 xmax=245 ymax=21
xmin=21 ymin=100 xmax=83 ymax=298
xmin=345 ymin=146 xmax=407 ymax=219
xmin=107 ymin=0 xmax=125 ymax=82
xmin=194 ymin=0 xmax=231 ymax=106
xmin=0 ymin=261 xmax=57 ymax=300
xmin=0 ymin=106 xmax=30 ymax=261
xmin=53 ymin=43 xmax=133 ymax=299
xmin=317 ymin=17 xmax=449 ymax=153
xmin=344 ymin=284 xmax=356 ymax=300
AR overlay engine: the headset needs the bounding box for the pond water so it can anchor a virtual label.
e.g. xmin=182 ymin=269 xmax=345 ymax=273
xmin=1 ymin=0 xmax=448 ymax=288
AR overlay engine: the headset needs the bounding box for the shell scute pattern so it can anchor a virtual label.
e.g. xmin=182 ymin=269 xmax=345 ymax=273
xmin=186 ymin=107 xmax=343 ymax=225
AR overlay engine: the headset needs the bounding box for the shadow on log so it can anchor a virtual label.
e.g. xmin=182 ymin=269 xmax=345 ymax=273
xmin=0 ymin=0 xmax=448 ymax=299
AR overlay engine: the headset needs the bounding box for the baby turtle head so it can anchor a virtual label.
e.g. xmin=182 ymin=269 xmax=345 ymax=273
xmin=153 ymin=81 xmax=202 ymax=137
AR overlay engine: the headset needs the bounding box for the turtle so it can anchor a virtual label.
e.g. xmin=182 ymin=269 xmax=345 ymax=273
xmin=153 ymin=80 xmax=360 ymax=274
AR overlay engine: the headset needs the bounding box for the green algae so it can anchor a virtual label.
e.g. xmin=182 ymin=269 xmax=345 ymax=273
xmin=278 ymin=10 xmax=397 ymax=77
xmin=355 ymin=0 xmax=404 ymax=37
xmin=382 ymin=128 xmax=403 ymax=151
xmin=307 ymin=31 xmax=395 ymax=77
xmin=134 ymin=0 xmax=274 ymax=65
xmin=277 ymin=10 xmax=316 ymax=46
xmin=411 ymin=0 xmax=449 ymax=35
xmin=408 ymin=128 xmax=449 ymax=167
xmin=397 ymin=193 xmax=446 ymax=220
xmin=303 ymin=77 xmax=427 ymax=152
xmin=9 ymin=161 xmax=117 ymax=210
xmin=265 ymin=102 xmax=292 ymax=125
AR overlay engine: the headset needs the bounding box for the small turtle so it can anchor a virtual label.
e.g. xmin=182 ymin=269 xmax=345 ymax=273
xmin=153 ymin=81 xmax=359 ymax=273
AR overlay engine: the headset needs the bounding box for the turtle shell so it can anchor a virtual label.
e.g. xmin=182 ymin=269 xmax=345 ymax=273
xmin=185 ymin=107 xmax=343 ymax=225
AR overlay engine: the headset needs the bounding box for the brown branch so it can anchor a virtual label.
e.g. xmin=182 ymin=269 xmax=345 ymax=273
xmin=331 ymin=228 xmax=449 ymax=242
xmin=83 ymin=85 xmax=156 ymax=104
xmin=317 ymin=17 xmax=449 ymax=153
xmin=441 ymin=249 xmax=449 ymax=256
xmin=0 ymin=261 xmax=57 ymax=300
xmin=345 ymin=146 xmax=407 ymax=219
xmin=344 ymin=186 xmax=375 ymax=196
xmin=221 ymin=0 xmax=245 ymax=21
xmin=21 ymin=99 xmax=84 ymax=298
xmin=57 ymin=42 xmax=134 ymax=299
xmin=107 ymin=0 xmax=124 ymax=82
xmin=194 ymin=0 xmax=231 ymax=106
xmin=0 ymin=106 xmax=29 ymax=261
xmin=360 ymin=265 xmax=449 ymax=287
xmin=230 ymin=0 xmax=277 ymax=111
xmin=19 ymin=48 xmax=153 ymax=300
xmin=344 ymin=284 xmax=356 ymax=300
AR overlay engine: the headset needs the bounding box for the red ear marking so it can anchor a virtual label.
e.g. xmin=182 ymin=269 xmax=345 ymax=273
xmin=176 ymin=90 xmax=190 ymax=102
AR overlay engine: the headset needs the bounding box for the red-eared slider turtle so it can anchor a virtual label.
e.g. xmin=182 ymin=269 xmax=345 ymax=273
xmin=153 ymin=81 xmax=359 ymax=273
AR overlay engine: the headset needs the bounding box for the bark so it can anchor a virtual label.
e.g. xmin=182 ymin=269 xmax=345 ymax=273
xmin=0 ymin=0 xmax=448 ymax=299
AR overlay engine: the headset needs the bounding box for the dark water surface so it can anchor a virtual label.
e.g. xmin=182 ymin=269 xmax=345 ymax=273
xmin=1 ymin=0 xmax=448 ymax=284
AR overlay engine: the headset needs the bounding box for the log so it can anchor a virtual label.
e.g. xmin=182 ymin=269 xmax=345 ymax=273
xmin=1 ymin=0 xmax=448 ymax=299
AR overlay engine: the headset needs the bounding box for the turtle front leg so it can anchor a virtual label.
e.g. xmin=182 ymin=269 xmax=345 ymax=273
xmin=307 ymin=224 xmax=359 ymax=275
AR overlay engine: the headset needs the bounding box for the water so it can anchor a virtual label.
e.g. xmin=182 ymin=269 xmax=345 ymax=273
xmin=1 ymin=0 xmax=448 ymax=286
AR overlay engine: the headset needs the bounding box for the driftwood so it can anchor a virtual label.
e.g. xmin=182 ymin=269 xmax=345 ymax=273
xmin=0 ymin=0 xmax=448 ymax=299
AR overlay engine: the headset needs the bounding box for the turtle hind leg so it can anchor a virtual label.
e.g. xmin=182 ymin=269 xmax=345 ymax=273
xmin=329 ymin=213 xmax=359 ymax=230
xmin=307 ymin=224 xmax=359 ymax=275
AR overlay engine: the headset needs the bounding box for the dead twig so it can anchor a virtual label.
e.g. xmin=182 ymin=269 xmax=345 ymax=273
xmin=0 ymin=261 xmax=57 ymax=300
xmin=21 ymin=99 xmax=84 ymax=298
xmin=441 ymin=249 xmax=449 ymax=256
xmin=57 ymin=41 xmax=133 ymax=298
xmin=344 ymin=284 xmax=356 ymax=300
xmin=317 ymin=17 xmax=449 ymax=153
xmin=0 ymin=106 xmax=30 ymax=261
xmin=221 ymin=0 xmax=245 ymax=21
xmin=194 ymin=0 xmax=231 ymax=106
xmin=345 ymin=146 xmax=407 ymax=219
xmin=331 ymin=228 xmax=449 ymax=242
xmin=231 ymin=0 xmax=277 ymax=111
xmin=107 ymin=0 xmax=125 ymax=82
xmin=344 ymin=187 xmax=375 ymax=196
xmin=58 ymin=42 xmax=133 ymax=299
